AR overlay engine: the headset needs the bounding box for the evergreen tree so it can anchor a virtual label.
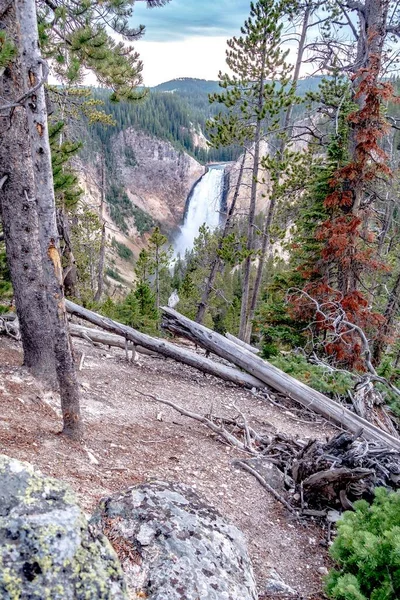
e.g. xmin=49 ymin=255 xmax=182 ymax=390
xmin=207 ymin=0 xmax=293 ymax=342
xmin=147 ymin=226 xmax=172 ymax=310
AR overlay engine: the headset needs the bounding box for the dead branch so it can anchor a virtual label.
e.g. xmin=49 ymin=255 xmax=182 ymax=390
xmin=161 ymin=307 xmax=400 ymax=450
xmin=233 ymin=460 xmax=296 ymax=514
xmin=135 ymin=390 xmax=258 ymax=454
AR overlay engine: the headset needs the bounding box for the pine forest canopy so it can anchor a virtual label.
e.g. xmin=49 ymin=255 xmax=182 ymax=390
xmin=82 ymin=75 xmax=326 ymax=165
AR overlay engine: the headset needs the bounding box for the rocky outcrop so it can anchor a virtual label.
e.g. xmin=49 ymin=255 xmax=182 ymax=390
xmin=113 ymin=128 xmax=205 ymax=232
xmin=91 ymin=480 xmax=258 ymax=600
xmin=0 ymin=455 xmax=127 ymax=599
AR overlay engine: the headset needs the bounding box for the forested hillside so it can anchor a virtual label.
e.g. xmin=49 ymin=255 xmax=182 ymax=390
xmin=86 ymin=81 xmax=240 ymax=164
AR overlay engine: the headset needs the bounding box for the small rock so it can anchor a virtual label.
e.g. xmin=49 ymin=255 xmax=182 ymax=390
xmin=240 ymin=458 xmax=285 ymax=492
xmin=85 ymin=448 xmax=100 ymax=465
xmin=265 ymin=569 xmax=297 ymax=597
xmin=318 ymin=566 xmax=329 ymax=576
xmin=327 ymin=509 xmax=342 ymax=523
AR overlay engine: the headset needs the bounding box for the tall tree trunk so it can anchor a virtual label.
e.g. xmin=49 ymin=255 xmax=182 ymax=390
xmin=155 ymin=247 xmax=160 ymax=311
xmin=0 ymin=0 xmax=57 ymax=385
xmin=238 ymin=36 xmax=268 ymax=341
xmin=196 ymin=153 xmax=246 ymax=324
xmin=94 ymin=153 xmax=106 ymax=303
xmin=244 ymin=4 xmax=312 ymax=342
xmin=342 ymin=0 xmax=389 ymax=295
xmin=17 ymin=0 xmax=82 ymax=440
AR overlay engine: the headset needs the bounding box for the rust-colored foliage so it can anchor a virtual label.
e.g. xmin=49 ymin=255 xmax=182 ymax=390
xmin=294 ymin=42 xmax=396 ymax=369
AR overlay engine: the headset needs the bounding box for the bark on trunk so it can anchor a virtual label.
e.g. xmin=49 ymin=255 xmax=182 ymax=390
xmin=0 ymin=0 xmax=57 ymax=385
xmin=196 ymin=153 xmax=245 ymax=324
xmin=94 ymin=153 xmax=106 ymax=303
xmin=225 ymin=332 xmax=260 ymax=355
xmin=65 ymin=300 xmax=265 ymax=390
xmin=17 ymin=0 xmax=82 ymax=440
xmin=68 ymin=323 xmax=162 ymax=357
xmin=342 ymin=0 xmax=389 ymax=295
xmin=161 ymin=307 xmax=400 ymax=450
xmin=372 ymin=268 xmax=400 ymax=366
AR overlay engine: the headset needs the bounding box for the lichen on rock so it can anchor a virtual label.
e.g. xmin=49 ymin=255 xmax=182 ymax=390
xmin=0 ymin=454 xmax=127 ymax=599
xmin=90 ymin=480 xmax=258 ymax=600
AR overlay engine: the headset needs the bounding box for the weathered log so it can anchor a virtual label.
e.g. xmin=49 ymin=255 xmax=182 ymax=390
xmin=65 ymin=301 xmax=266 ymax=390
xmin=161 ymin=307 xmax=400 ymax=451
xmin=225 ymin=332 xmax=260 ymax=355
xmin=69 ymin=323 xmax=161 ymax=358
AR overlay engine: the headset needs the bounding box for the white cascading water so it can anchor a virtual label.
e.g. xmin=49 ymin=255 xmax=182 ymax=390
xmin=174 ymin=165 xmax=225 ymax=257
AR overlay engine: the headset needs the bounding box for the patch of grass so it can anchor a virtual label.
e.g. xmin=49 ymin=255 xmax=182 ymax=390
xmin=132 ymin=205 xmax=154 ymax=235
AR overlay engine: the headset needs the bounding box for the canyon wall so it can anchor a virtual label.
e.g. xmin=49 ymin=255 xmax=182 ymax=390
xmin=112 ymin=128 xmax=205 ymax=232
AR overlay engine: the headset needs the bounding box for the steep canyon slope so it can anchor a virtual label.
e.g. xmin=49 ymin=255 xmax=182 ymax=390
xmin=113 ymin=128 xmax=205 ymax=232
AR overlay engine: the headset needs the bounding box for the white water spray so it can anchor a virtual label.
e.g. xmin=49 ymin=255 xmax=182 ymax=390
xmin=174 ymin=165 xmax=225 ymax=257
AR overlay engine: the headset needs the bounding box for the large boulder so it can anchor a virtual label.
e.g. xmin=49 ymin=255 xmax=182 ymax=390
xmin=0 ymin=455 xmax=127 ymax=599
xmin=91 ymin=480 xmax=258 ymax=600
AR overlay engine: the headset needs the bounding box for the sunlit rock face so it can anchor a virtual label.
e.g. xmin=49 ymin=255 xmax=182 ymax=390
xmin=91 ymin=480 xmax=258 ymax=600
xmin=113 ymin=128 xmax=206 ymax=233
xmin=0 ymin=455 xmax=127 ymax=600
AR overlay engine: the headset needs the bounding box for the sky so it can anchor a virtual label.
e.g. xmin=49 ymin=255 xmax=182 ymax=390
xmin=132 ymin=0 xmax=251 ymax=86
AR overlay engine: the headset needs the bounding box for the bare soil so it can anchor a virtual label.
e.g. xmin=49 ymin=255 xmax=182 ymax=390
xmin=0 ymin=334 xmax=336 ymax=599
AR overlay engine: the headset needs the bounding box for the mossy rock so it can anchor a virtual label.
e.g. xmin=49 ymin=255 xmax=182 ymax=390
xmin=91 ymin=480 xmax=258 ymax=600
xmin=0 ymin=455 xmax=127 ymax=600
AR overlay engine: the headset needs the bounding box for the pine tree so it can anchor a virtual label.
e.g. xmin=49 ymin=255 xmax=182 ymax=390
xmin=207 ymin=0 xmax=293 ymax=342
xmin=147 ymin=226 xmax=172 ymax=310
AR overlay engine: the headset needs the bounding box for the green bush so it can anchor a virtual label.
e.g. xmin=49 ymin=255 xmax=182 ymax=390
xmin=124 ymin=146 xmax=137 ymax=167
xmin=105 ymin=267 xmax=125 ymax=284
xmin=268 ymin=353 xmax=354 ymax=397
xmin=0 ymin=247 xmax=12 ymax=303
xmin=326 ymin=488 xmax=400 ymax=600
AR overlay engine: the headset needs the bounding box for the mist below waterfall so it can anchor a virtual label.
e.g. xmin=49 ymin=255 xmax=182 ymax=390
xmin=174 ymin=165 xmax=225 ymax=257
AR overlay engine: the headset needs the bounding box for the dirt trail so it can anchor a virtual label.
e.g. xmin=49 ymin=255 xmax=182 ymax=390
xmin=0 ymin=335 xmax=336 ymax=598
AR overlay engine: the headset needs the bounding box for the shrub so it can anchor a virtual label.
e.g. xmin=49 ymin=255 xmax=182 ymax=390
xmin=326 ymin=488 xmax=400 ymax=600
xmin=268 ymin=353 xmax=354 ymax=397
xmin=105 ymin=267 xmax=125 ymax=283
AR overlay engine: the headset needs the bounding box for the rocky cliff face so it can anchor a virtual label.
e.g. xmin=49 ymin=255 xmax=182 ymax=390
xmin=77 ymin=128 xmax=205 ymax=286
xmin=113 ymin=128 xmax=205 ymax=233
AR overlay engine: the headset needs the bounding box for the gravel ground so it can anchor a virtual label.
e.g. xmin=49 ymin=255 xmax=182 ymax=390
xmin=0 ymin=334 xmax=336 ymax=598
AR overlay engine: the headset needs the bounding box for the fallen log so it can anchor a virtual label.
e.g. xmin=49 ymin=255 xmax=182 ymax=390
xmin=161 ymin=307 xmax=400 ymax=451
xmin=225 ymin=332 xmax=260 ymax=355
xmin=65 ymin=300 xmax=265 ymax=390
xmin=69 ymin=323 xmax=161 ymax=358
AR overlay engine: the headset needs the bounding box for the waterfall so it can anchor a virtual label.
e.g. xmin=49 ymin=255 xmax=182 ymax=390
xmin=174 ymin=165 xmax=225 ymax=257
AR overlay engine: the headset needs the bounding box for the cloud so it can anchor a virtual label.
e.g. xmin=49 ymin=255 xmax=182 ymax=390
xmin=136 ymin=36 xmax=230 ymax=85
xmin=133 ymin=0 xmax=250 ymax=41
